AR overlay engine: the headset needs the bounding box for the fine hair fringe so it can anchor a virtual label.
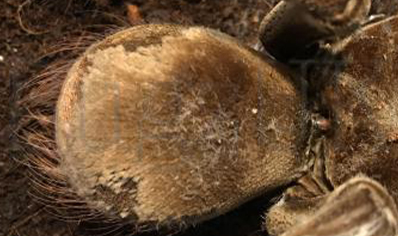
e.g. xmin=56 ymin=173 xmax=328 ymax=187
xmin=12 ymin=23 xmax=237 ymax=235
xmin=12 ymin=26 xmax=150 ymax=236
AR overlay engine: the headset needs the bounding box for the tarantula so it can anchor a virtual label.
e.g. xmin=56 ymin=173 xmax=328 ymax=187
xmin=17 ymin=0 xmax=398 ymax=235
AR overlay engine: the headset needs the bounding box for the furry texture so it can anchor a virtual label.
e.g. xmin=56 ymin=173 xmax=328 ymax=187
xmin=13 ymin=29 xmax=142 ymax=236
xmin=323 ymin=16 xmax=398 ymax=202
xmin=55 ymin=24 xmax=310 ymax=229
xmin=281 ymin=177 xmax=398 ymax=236
xmin=258 ymin=0 xmax=371 ymax=61
xmin=265 ymin=180 xmax=326 ymax=235
xmin=16 ymin=2 xmax=398 ymax=235
xmin=265 ymin=15 xmax=398 ymax=236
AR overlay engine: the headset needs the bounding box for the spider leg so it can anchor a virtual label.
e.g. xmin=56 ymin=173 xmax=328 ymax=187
xmin=264 ymin=155 xmax=331 ymax=235
xmin=264 ymin=143 xmax=331 ymax=235
xmin=265 ymin=185 xmax=326 ymax=235
xmin=266 ymin=176 xmax=398 ymax=236
xmin=364 ymin=13 xmax=386 ymax=25
xmin=257 ymin=0 xmax=371 ymax=62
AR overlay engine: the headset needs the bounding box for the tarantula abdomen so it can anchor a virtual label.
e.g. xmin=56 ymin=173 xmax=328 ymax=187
xmin=54 ymin=24 xmax=310 ymax=230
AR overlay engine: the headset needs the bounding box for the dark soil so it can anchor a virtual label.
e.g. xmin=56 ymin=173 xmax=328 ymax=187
xmin=2 ymin=0 xmax=398 ymax=236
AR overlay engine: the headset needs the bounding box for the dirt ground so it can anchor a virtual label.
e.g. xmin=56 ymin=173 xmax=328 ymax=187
xmin=2 ymin=0 xmax=398 ymax=236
